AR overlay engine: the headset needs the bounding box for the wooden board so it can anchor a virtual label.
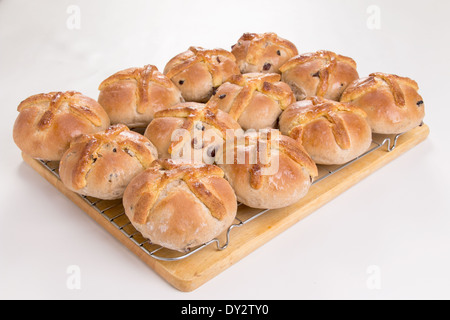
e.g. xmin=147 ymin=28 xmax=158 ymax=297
xmin=21 ymin=124 xmax=430 ymax=292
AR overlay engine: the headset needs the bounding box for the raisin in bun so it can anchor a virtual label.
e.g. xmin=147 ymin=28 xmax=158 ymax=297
xmin=163 ymin=46 xmax=240 ymax=103
xmin=123 ymin=159 xmax=238 ymax=252
xmin=280 ymin=50 xmax=359 ymax=101
xmin=144 ymin=102 xmax=241 ymax=163
xmin=13 ymin=91 xmax=110 ymax=161
xmin=340 ymin=72 xmax=425 ymax=134
xmin=98 ymin=64 xmax=183 ymax=129
xmin=216 ymin=130 xmax=318 ymax=209
xmin=208 ymin=73 xmax=295 ymax=130
xmin=59 ymin=124 xmax=158 ymax=200
xmin=231 ymin=32 xmax=298 ymax=74
xmin=279 ymin=97 xmax=372 ymax=165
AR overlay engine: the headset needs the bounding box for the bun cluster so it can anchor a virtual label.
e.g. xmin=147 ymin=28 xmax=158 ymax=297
xmin=13 ymin=32 xmax=425 ymax=251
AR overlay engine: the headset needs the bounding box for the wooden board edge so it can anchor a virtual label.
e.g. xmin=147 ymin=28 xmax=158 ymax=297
xmin=149 ymin=124 xmax=431 ymax=291
xmin=20 ymin=152 xmax=182 ymax=290
xmin=20 ymin=124 xmax=430 ymax=292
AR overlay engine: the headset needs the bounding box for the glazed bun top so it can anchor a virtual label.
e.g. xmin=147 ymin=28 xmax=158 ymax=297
xmin=98 ymin=64 xmax=183 ymax=128
xmin=163 ymin=46 xmax=240 ymax=103
xmin=13 ymin=91 xmax=110 ymax=161
xmin=208 ymin=72 xmax=295 ymax=130
xmin=280 ymin=50 xmax=359 ymax=101
xmin=59 ymin=124 xmax=158 ymax=200
xmin=340 ymin=72 xmax=425 ymax=134
xmin=279 ymin=96 xmax=372 ymax=165
xmin=231 ymin=32 xmax=298 ymax=74
xmin=122 ymin=159 xmax=238 ymax=251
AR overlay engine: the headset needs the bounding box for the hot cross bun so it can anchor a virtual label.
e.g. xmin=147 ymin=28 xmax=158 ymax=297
xmin=279 ymin=97 xmax=372 ymax=165
xmin=216 ymin=130 xmax=318 ymax=209
xmin=144 ymin=102 xmax=241 ymax=163
xmin=340 ymin=72 xmax=425 ymax=134
xmin=98 ymin=64 xmax=183 ymax=128
xmin=163 ymin=46 xmax=240 ymax=103
xmin=59 ymin=124 xmax=158 ymax=200
xmin=280 ymin=50 xmax=359 ymax=101
xmin=123 ymin=159 xmax=237 ymax=252
xmin=13 ymin=91 xmax=110 ymax=161
xmin=208 ymin=73 xmax=295 ymax=130
xmin=231 ymin=32 xmax=298 ymax=74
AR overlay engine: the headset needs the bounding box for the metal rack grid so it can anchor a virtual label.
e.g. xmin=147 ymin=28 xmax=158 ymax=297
xmin=39 ymin=131 xmax=404 ymax=262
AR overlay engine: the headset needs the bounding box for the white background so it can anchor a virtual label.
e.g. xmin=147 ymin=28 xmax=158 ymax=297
xmin=1 ymin=0 xmax=449 ymax=300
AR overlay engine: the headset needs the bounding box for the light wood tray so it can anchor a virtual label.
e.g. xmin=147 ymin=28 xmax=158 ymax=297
xmin=22 ymin=124 xmax=429 ymax=292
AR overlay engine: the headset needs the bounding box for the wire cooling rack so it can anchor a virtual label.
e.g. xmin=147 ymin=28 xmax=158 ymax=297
xmin=39 ymin=131 xmax=405 ymax=262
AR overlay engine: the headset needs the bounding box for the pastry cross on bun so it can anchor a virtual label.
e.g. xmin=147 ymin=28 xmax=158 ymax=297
xmin=164 ymin=46 xmax=240 ymax=103
xmin=231 ymin=32 xmax=299 ymax=74
xmin=13 ymin=91 xmax=110 ymax=161
xmin=216 ymin=130 xmax=318 ymax=209
xmin=280 ymin=50 xmax=359 ymax=101
xmin=123 ymin=159 xmax=238 ymax=252
xmin=340 ymin=72 xmax=425 ymax=134
xmin=98 ymin=64 xmax=183 ymax=129
xmin=59 ymin=124 xmax=158 ymax=200
xmin=279 ymin=97 xmax=372 ymax=165
xmin=208 ymin=73 xmax=296 ymax=130
xmin=144 ymin=102 xmax=241 ymax=163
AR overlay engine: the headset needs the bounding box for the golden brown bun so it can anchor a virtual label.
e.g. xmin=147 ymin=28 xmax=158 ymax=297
xmin=123 ymin=159 xmax=237 ymax=252
xmin=340 ymin=72 xmax=425 ymax=134
xmin=144 ymin=102 xmax=241 ymax=163
xmin=13 ymin=91 xmax=110 ymax=161
xmin=279 ymin=97 xmax=372 ymax=165
xmin=98 ymin=65 xmax=183 ymax=129
xmin=163 ymin=46 xmax=240 ymax=103
xmin=280 ymin=50 xmax=359 ymax=101
xmin=59 ymin=124 xmax=158 ymax=200
xmin=231 ymin=32 xmax=298 ymax=74
xmin=216 ymin=130 xmax=318 ymax=209
xmin=208 ymin=73 xmax=295 ymax=130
